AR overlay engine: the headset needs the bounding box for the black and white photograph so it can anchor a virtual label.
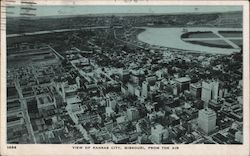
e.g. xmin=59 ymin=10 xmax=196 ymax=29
xmin=1 ymin=1 xmax=249 ymax=156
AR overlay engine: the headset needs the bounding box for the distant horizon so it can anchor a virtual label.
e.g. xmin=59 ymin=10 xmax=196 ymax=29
xmin=6 ymin=5 xmax=243 ymax=17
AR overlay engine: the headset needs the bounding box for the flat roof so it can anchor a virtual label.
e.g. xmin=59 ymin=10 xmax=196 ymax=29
xmin=176 ymin=77 xmax=191 ymax=83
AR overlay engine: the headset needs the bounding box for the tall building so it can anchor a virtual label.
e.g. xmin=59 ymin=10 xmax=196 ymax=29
xmin=142 ymin=81 xmax=148 ymax=98
xmin=212 ymin=81 xmax=219 ymax=100
xmin=106 ymin=94 xmax=117 ymax=110
xmin=175 ymin=77 xmax=191 ymax=94
xmin=235 ymin=131 xmax=243 ymax=143
xmin=134 ymin=86 xmax=141 ymax=98
xmin=130 ymin=70 xmax=144 ymax=85
xmin=75 ymin=76 xmax=81 ymax=88
xmin=150 ymin=124 xmax=169 ymax=144
xmin=104 ymin=120 xmax=114 ymax=132
xmin=201 ymin=80 xmax=219 ymax=104
xmin=219 ymin=88 xmax=228 ymax=98
xmin=121 ymin=70 xmax=130 ymax=83
xmin=127 ymin=107 xmax=139 ymax=121
xmin=208 ymin=99 xmax=221 ymax=111
xmin=131 ymin=73 xmax=140 ymax=85
xmin=127 ymin=83 xmax=136 ymax=95
xmin=198 ymin=108 xmax=217 ymax=134
xmin=106 ymin=97 xmax=116 ymax=110
xmin=60 ymin=82 xmax=66 ymax=102
xmin=190 ymin=82 xmax=202 ymax=98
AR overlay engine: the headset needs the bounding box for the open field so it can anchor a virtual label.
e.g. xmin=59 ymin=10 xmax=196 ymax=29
xmin=218 ymin=31 xmax=242 ymax=38
xmin=186 ymin=40 xmax=233 ymax=49
xmin=182 ymin=31 xmax=219 ymax=38
xmin=230 ymin=39 xmax=243 ymax=47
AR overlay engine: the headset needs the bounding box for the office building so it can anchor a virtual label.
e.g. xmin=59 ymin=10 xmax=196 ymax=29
xmin=106 ymin=96 xmax=117 ymax=110
xmin=198 ymin=108 xmax=217 ymax=134
xmin=190 ymin=82 xmax=202 ymax=98
xmin=235 ymin=131 xmax=243 ymax=143
xmin=175 ymin=77 xmax=191 ymax=94
xmin=127 ymin=107 xmax=140 ymax=121
xmin=201 ymin=80 xmax=219 ymax=104
xmin=150 ymin=123 xmax=169 ymax=144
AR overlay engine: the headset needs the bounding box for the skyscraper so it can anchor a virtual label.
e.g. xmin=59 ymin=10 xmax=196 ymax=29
xmin=190 ymin=82 xmax=202 ymax=98
xmin=201 ymin=80 xmax=219 ymax=104
xmin=175 ymin=77 xmax=191 ymax=94
xmin=127 ymin=107 xmax=140 ymax=121
xmin=150 ymin=123 xmax=169 ymax=144
xmin=198 ymin=108 xmax=217 ymax=134
xmin=106 ymin=94 xmax=117 ymax=110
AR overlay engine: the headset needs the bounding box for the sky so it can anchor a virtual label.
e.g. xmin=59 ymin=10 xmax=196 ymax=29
xmin=7 ymin=5 xmax=243 ymax=17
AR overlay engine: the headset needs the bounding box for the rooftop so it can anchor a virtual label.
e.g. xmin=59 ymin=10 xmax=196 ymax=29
xmin=176 ymin=77 xmax=191 ymax=83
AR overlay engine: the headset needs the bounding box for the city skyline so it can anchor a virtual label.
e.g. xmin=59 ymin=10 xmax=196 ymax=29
xmin=5 ymin=7 xmax=244 ymax=145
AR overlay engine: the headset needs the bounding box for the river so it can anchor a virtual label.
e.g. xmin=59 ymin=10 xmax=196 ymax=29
xmin=137 ymin=27 xmax=242 ymax=54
